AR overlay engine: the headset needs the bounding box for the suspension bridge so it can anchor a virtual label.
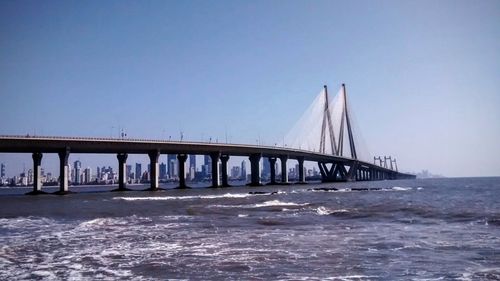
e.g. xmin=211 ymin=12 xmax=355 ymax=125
xmin=0 ymin=84 xmax=415 ymax=194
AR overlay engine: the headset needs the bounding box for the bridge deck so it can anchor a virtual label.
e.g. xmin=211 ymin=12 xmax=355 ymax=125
xmin=0 ymin=135 xmax=415 ymax=178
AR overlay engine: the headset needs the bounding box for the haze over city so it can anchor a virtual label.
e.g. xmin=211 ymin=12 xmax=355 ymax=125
xmin=1 ymin=0 xmax=499 ymax=177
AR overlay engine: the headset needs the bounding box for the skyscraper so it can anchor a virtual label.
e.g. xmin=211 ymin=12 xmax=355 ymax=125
xmin=189 ymin=155 xmax=196 ymax=180
xmin=96 ymin=166 xmax=101 ymax=180
xmin=262 ymin=157 xmax=270 ymax=179
xmin=241 ymin=160 xmax=247 ymax=181
xmin=204 ymin=155 xmax=212 ymax=178
xmin=167 ymin=154 xmax=177 ymax=178
xmin=159 ymin=162 xmax=167 ymax=180
xmin=231 ymin=166 xmax=241 ymax=179
xmin=189 ymin=155 xmax=196 ymax=172
xmin=84 ymin=167 xmax=92 ymax=184
xmin=0 ymin=163 xmax=5 ymax=178
xmin=126 ymin=165 xmax=132 ymax=180
xmin=135 ymin=163 xmax=142 ymax=181
xmin=74 ymin=160 xmax=81 ymax=184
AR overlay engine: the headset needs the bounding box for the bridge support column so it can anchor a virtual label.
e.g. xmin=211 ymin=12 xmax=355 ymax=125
xmin=148 ymin=150 xmax=160 ymax=190
xmin=249 ymin=154 xmax=261 ymax=186
xmin=297 ymin=157 xmax=306 ymax=184
xmin=220 ymin=154 xmax=230 ymax=187
xmin=177 ymin=154 xmax=188 ymax=189
xmin=346 ymin=161 xmax=357 ymax=181
xmin=115 ymin=153 xmax=129 ymax=191
xmin=56 ymin=148 xmax=70 ymax=194
xmin=280 ymin=156 xmax=288 ymax=184
xmin=209 ymin=152 xmax=220 ymax=188
xmin=269 ymin=157 xmax=277 ymax=185
xmin=27 ymin=152 xmax=44 ymax=195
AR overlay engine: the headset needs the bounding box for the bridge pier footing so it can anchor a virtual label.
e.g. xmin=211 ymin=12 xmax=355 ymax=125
xmin=112 ymin=153 xmax=130 ymax=191
xmin=249 ymin=154 xmax=262 ymax=186
xmin=176 ymin=154 xmax=188 ymax=189
xmin=145 ymin=150 xmax=160 ymax=191
xmin=26 ymin=152 xmax=46 ymax=195
xmin=209 ymin=152 xmax=221 ymax=188
xmin=268 ymin=157 xmax=277 ymax=185
xmin=297 ymin=156 xmax=306 ymax=184
xmin=54 ymin=148 xmax=71 ymax=195
xmin=220 ymin=154 xmax=230 ymax=187
xmin=280 ymin=156 xmax=289 ymax=184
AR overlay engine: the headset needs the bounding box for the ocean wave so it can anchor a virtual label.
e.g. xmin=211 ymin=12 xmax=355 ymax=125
xmin=315 ymin=206 xmax=349 ymax=216
xmin=112 ymin=192 xmax=267 ymax=201
xmin=254 ymin=200 xmax=309 ymax=208
xmin=390 ymin=186 xmax=413 ymax=191
xmin=208 ymin=200 xmax=309 ymax=209
xmin=0 ymin=216 xmax=60 ymax=231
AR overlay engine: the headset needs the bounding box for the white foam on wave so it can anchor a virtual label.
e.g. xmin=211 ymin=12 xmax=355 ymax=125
xmin=254 ymin=200 xmax=309 ymax=208
xmin=316 ymin=206 xmax=349 ymax=216
xmin=391 ymin=186 xmax=413 ymax=191
xmin=0 ymin=216 xmax=59 ymax=230
xmin=113 ymin=192 xmax=270 ymax=201
xmin=325 ymin=275 xmax=380 ymax=281
xmin=31 ymin=270 xmax=57 ymax=279
xmin=209 ymin=200 xmax=308 ymax=209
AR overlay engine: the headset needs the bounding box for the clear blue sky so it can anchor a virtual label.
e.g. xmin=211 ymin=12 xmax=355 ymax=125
xmin=1 ymin=0 xmax=499 ymax=177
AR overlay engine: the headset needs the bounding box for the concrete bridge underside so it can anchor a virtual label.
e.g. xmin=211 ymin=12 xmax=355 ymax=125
xmin=0 ymin=136 xmax=415 ymax=194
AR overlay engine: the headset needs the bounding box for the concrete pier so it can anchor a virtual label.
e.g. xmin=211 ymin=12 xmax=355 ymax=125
xmin=177 ymin=154 xmax=188 ymax=189
xmin=0 ymin=136 xmax=416 ymax=196
xmin=249 ymin=153 xmax=261 ymax=186
xmin=147 ymin=150 xmax=160 ymax=190
xmin=116 ymin=153 xmax=129 ymax=191
xmin=280 ymin=156 xmax=288 ymax=184
xmin=297 ymin=156 xmax=306 ymax=183
xmin=210 ymin=152 xmax=220 ymax=188
xmin=56 ymin=148 xmax=70 ymax=194
xmin=220 ymin=154 xmax=230 ymax=187
xmin=27 ymin=152 xmax=44 ymax=195
xmin=269 ymin=157 xmax=277 ymax=185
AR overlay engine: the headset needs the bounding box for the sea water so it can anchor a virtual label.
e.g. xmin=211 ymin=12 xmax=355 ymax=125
xmin=0 ymin=177 xmax=499 ymax=280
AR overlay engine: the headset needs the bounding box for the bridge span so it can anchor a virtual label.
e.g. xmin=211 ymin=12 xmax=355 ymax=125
xmin=0 ymin=135 xmax=415 ymax=194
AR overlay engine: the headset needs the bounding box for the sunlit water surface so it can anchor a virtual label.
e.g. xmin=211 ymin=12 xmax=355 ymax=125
xmin=1 ymin=178 xmax=499 ymax=280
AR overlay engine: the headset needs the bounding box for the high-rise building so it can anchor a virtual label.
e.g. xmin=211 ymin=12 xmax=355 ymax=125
xmin=74 ymin=160 xmax=82 ymax=184
xmin=189 ymin=155 xmax=196 ymax=172
xmin=135 ymin=163 xmax=142 ymax=181
xmin=231 ymin=166 xmax=241 ymax=179
xmin=84 ymin=167 xmax=92 ymax=184
xmin=159 ymin=162 xmax=167 ymax=180
xmin=262 ymin=157 xmax=270 ymax=179
xmin=167 ymin=154 xmax=177 ymax=178
xmin=204 ymin=155 xmax=212 ymax=178
xmin=168 ymin=159 xmax=177 ymax=179
xmin=0 ymin=163 xmax=5 ymax=178
xmin=241 ymin=161 xmax=247 ymax=181
xmin=126 ymin=165 xmax=132 ymax=180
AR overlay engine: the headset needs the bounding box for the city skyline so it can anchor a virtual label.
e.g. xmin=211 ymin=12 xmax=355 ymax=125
xmin=1 ymin=1 xmax=499 ymax=177
xmin=0 ymin=156 xmax=323 ymax=187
